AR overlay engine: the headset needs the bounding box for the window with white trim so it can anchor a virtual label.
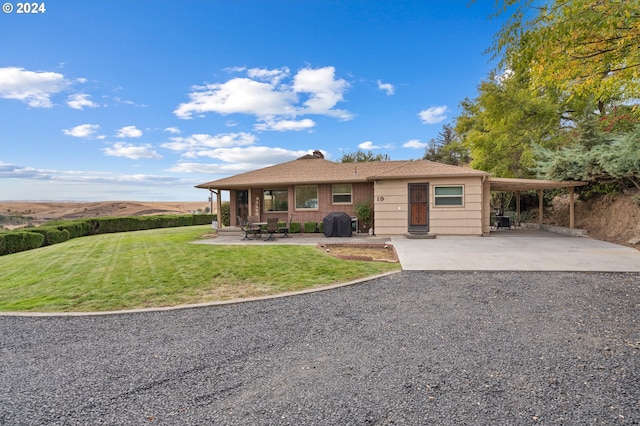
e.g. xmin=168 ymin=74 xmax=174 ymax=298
xmin=332 ymin=184 xmax=352 ymax=204
xmin=434 ymin=185 xmax=464 ymax=206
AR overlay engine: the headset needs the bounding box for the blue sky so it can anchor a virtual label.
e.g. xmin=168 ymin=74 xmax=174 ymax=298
xmin=1 ymin=0 xmax=508 ymax=201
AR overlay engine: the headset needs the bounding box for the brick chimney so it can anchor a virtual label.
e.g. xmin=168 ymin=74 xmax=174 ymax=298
xmin=312 ymin=150 xmax=324 ymax=159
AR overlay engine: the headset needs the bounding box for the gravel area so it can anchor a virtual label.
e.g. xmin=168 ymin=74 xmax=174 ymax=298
xmin=1 ymin=271 xmax=639 ymax=425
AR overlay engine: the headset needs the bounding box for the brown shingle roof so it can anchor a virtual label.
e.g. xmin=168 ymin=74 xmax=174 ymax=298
xmin=488 ymin=177 xmax=587 ymax=192
xmin=196 ymin=157 xmax=490 ymax=189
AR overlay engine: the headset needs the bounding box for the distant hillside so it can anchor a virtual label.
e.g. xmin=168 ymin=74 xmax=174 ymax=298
xmin=0 ymin=201 xmax=213 ymax=229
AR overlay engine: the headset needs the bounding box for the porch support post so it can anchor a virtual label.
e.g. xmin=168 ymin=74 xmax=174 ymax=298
xmin=209 ymin=189 xmax=222 ymax=228
xmin=516 ymin=191 xmax=521 ymax=227
xmin=482 ymin=178 xmax=491 ymax=236
xmin=538 ymin=190 xmax=544 ymax=225
xmin=569 ymin=186 xmax=575 ymax=229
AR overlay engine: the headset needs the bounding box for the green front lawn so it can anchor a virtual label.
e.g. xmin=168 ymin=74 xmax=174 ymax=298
xmin=0 ymin=225 xmax=399 ymax=312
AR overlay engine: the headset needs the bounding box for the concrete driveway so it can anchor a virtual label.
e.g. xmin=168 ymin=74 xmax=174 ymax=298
xmin=391 ymin=230 xmax=640 ymax=272
xmin=198 ymin=230 xmax=640 ymax=272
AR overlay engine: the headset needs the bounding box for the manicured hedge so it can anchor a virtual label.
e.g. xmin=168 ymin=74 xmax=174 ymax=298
xmin=304 ymin=222 xmax=318 ymax=233
xmin=86 ymin=214 xmax=215 ymax=234
xmin=56 ymin=221 xmax=93 ymax=239
xmin=0 ymin=214 xmax=216 ymax=256
xmin=28 ymin=227 xmax=71 ymax=246
xmin=289 ymin=222 xmax=301 ymax=233
xmin=0 ymin=231 xmax=45 ymax=255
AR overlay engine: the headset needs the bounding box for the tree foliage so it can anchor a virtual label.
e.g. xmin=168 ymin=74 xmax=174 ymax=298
xmin=533 ymin=120 xmax=640 ymax=189
xmin=457 ymin=0 xmax=640 ymax=184
xmin=492 ymin=0 xmax=640 ymax=107
xmin=422 ymin=124 xmax=470 ymax=165
xmin=338 ymin=150 xmax=390 ymax=163
xmin=455 ymin=69 xmax=563 ymax=177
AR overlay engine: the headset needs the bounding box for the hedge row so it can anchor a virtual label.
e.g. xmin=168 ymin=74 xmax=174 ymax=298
xmin=0 ymin=231 xmax=45 ymax=255
xmin=284 ymin=222 xmax=324 ymax=234
xmin=0 ymin=214 xmax=215 ymax=256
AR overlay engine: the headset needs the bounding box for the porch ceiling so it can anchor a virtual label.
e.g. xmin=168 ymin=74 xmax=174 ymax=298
xmin=488 ymin=177 xmax=587 ymax=192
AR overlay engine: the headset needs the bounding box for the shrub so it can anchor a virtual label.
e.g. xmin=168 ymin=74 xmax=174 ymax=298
xmin=220 ymin=202 xmax=230 ymax=226
xmin=290 ymin=222 xmax=301 ymax=233
xmin=355 ymin=199 xmax=373 ymax=231
xmin=194 ymin=214 xmax=216 ymax=225
xmin=28 ymin=227 xmax=71 ymax=246
xmin=56 ymin=221 xmax=92 ymax=239
xmin=304 ymin=222 xmax=318 ymax=233
xmin=0 ymin=231 xmax=45 ymax=255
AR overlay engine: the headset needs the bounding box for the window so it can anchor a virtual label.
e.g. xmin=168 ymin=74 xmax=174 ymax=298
xmin=332 ymin=184 xmax=352 ymax=204
xmin=295 ymin=185 xmax=318 ymax=209
xmin=263 ymin=189 xmax=288 ymax=212
xmin=434 ymin=185 xmax=464 ymax=206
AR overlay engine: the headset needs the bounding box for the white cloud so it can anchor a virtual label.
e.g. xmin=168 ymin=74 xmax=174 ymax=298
xmin=166 ymin=162 xmax=257 ymax=174
xmin=247 ymin=67 xmax=290 ymax=84
xmin=165 ymin=146 xmax=311 ymax=175
xmin=161 ymin=132 xmax=256 ymax=156
xmin=418 ymin=106 xmax=448 ymax=124
xmin=0 ymin=66 xmax=70 ymax=107
xmin=103 ymin=142 xmax=161 ymax=160
xmin=164 ymin=126 xmax=181 ymax=134
xmin=255 ymin=118 xmax=316 ymax=131
xmin=403 ymin=139 xmax=429 ymax=149
xmin=116 ymin=125 xmax=143 ymax=138
xmin=0 ymin=161 xmax=51 ymax=179
xmin=0 ymin=161 xmax=175 ymax=184
xmin=495 ymin=68 xmax=514 ymax=84
xmin=293 ymin=67 xmax=351 ymax=119
xmin=0 ymin=161 xmax=200 ymax=201
xmin=358 ymin=141 xmax=379 ymax=150
xmin=174 ymin=66 xmax=352 ymax=122
xmin=377 ymin=80 xmax=395 ymax=95
xmin=174 ymin=78 xmax=296 ymax=119
xmin=63 ymin=124 xmax=101 ymax=138
xmin=358 ymin=140 xmax=394 ymax=150
xmin=67 ymin=93 xmax=99 ymax=110
xmin=187 ymin=146 xmax=310 ymax=163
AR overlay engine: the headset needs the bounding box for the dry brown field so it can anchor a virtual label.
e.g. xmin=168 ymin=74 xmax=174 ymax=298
xmin=0 ymin=201 xmax=213 ymax=225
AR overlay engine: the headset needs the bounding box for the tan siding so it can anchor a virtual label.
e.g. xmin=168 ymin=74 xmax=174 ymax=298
xmin=373 ymin=177 xmax=484 ymax=235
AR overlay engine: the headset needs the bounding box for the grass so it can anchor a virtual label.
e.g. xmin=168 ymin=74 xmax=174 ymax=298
xmin=0 ymin=225 xmax=399 ymax=312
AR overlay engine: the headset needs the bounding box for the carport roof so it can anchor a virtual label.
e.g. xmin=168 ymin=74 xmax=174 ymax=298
xmin=488 ymin=177 xmax=587 ymax=192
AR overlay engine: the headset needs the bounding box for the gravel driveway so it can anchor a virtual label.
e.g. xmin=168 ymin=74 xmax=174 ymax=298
xmin=1 ymin=271 xmax=639 ymax=425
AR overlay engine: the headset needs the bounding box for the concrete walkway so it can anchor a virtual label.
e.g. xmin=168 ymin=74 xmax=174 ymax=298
xmin=195 ymin=230 xmax=640 ymax=272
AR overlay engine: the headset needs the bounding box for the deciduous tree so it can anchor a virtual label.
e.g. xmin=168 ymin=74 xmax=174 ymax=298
xmin=491 ymin=0 xmax=640 ymax=112
xmin=338 ymin=150 xmax=390 ymax=163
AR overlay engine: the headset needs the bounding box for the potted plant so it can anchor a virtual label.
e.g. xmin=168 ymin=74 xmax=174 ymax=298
xmin=354 ymin=199 xmax=373 ymax=234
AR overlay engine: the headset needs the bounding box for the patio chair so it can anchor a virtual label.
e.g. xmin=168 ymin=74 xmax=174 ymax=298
xmin=278 ymin=214 xmax=293 ymax=238
xmin=264 ymin=217 xmax=278 ymax=241
xmin=239 ymin=215 xmax=261 ymax=240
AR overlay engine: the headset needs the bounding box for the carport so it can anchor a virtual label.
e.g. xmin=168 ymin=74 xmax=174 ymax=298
xmin=487 ymin=177 xmax=588 ymax=230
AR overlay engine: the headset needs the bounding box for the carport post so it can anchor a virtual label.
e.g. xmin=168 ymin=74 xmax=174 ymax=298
xmin=569 ymin=186 xmax=575 ymax=229
xmin=516 ymin=191 xmax=521 ymax=226
xmin=538 ymin=190 xmax=543 ymax=225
